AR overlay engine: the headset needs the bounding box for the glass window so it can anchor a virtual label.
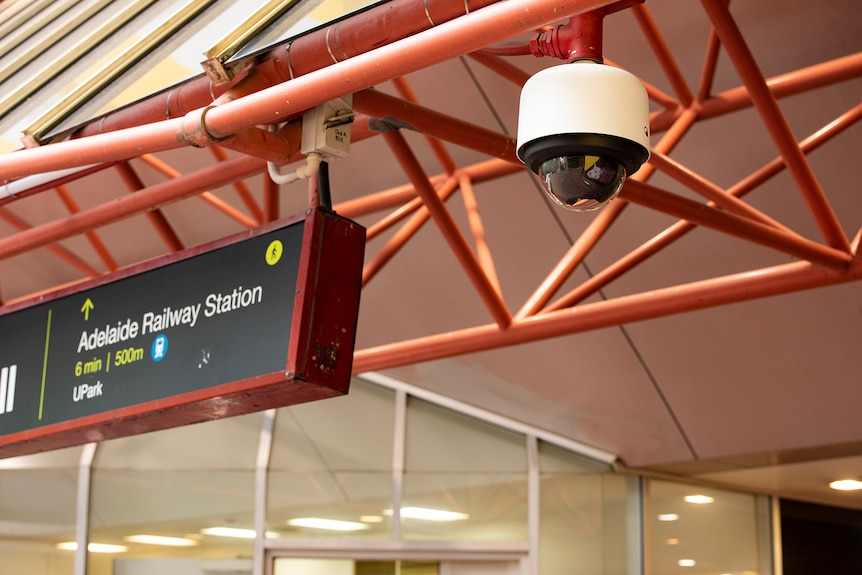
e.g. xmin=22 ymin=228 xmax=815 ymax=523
xmin=88 ymin=414 xmax=264 ymax=570
xmin=647 ymin=479 xmax=772 ymax=575
xmin=0 ymin=446 xmax=80 ymax=575
xmin=538 ymin=441 xmax=634 ymax=575
xmin=402 ymin=397 xmax=528 ymax=541
xmin=267 ymin=378 xmax=395 ymax=539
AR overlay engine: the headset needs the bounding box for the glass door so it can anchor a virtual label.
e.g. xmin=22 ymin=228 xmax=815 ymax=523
xmin=439 ymin=560 xmax=523 ymax=574
xmin=273 ymin=558 xmax=524 ymax=574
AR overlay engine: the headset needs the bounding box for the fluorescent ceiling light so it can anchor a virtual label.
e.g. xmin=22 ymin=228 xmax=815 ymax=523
xmin=287 ymin=518 xmax=370 ymax=531
xmin=384 ymin=507 xmax=469 ymax=522
xmin=678 ymin=559 xmax=696 ymax=567
xmin=829 ymin=479 xmax=862 ymax=491
xmin=684 ymin=494 xmax=714 ymax=504
xmin=124 ymin=535 xmax=199 ymax=547
xmin=56 ymin=542 xmax=128 ymax=553
xmin=360 ymin=515 xmax=384 ymax=523
xmin=657 ymin=513 xmax=679 ymax=522
xmin=201 ymin=526 xmax=280 ymax=539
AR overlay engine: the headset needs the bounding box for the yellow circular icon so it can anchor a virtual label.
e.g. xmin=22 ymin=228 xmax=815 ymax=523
xmin=266 ymin=240 xmax=283 ymax=266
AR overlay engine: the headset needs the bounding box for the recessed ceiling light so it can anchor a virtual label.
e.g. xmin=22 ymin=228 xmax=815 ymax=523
xmin=201 ymin=527 xmax=254 ymax=539
xmin=684 ymin=494 xmax=714 ymax=504
xmin=666 ymin=538 xmax=680 ymax=545
xmin=287 ymin=518 xmax=370 ymax=532
xmin=657 ymin=513 xmax=679 ymax=522
xmin=384 ymin=507 xmax=469 ymax=522
xmin=56 ymin=542 xmax=128 ymax=553
xmin=402 ymin=507 xmax=469 ymax=521
xmin=678 ymin=559 xmax=696 ymax=567
xmin=124 ymin=535 xmax=199 ymax=547
xmin=829 ymin=479 xmax=862 ymax=491
xmin=200 ymin=527 xmax=279 ymax=539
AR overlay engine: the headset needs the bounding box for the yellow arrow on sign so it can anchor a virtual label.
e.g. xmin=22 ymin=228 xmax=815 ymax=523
xmin=81 ymin=298 xmax=94 ymax=321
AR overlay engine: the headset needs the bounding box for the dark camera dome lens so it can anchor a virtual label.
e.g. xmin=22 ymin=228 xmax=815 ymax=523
xmin=538 ymin=155 xmax=626 ymax=211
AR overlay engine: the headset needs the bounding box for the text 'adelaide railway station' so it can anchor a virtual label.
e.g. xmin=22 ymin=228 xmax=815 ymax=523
xmin=0 ymin=208 xmax=365 ymax=458
xmin=77 ymin=284 xmax=264 ymax=353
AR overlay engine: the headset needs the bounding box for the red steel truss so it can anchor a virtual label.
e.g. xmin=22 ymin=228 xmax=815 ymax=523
xmin=0 ymin=0 xmax=859 ymax=372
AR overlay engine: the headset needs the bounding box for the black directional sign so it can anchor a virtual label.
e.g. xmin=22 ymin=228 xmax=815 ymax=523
xmin=0 ymin=208 xmax=365 ymax=458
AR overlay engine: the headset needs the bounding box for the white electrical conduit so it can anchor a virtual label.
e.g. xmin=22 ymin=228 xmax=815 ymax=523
xmin=266 ymin=151 xmax=322 ymax=185
xmin=2 ymin=164 xmax=99 ymax=201
xmin=266 ymin=122 xmax=323 ymax=185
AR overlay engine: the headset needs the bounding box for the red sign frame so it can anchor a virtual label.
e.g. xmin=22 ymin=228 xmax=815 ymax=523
xmin=0 ymin=208 xmax=365 ymax=458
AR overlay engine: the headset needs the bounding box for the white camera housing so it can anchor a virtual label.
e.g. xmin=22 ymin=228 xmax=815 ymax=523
xmin=517 ymin=62 xmax=651 ymax=211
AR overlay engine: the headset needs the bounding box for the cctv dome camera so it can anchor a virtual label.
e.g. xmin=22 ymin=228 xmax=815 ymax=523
xmin=517 ymin=62 xmax=650 ymax=211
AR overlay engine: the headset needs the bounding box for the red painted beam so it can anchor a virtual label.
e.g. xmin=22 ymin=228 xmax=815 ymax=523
xmin=353 ymin=247 xmax=862 ymax=373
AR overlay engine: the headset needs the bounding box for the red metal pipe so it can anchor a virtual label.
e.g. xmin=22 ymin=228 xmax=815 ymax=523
xmin=200 ymin=0 xmax=617 ymax=139
xmin=566 ymin=9 xmax=604 ymax=62
xmin=0 ymin=164 xmax=115 ymax=208
xmin=459 ymin=173 xmax=501 ymax=294
xmin=337 ymin=179 xmax=427 ymax=220
xmin=216 ymin=125 xmax=298 ymax=164
xmin=365 ymin=196 xmax=425 ymax=242
xmin=0 ymin=0 xmax=613 ymax=184
xmin=0 ymin=208 xmax=101 ymax=278
xmin=363 ymin=176 xmax=460 ymax=285
xmin=515 ymin=199 xmax=625 ymax=320
xmin=632 ymin=3 xmax=694 ymax=106
xmin=547 ymin=102 xmax=862 ymax=311
xmin=532 ymin=9 xmax=606 ymax=62
xmin=71 ymin=0 xmax=507 ymax=140
xmin=528 ymin=0 xmax=643 ymax=61
xmin=278 ymin=0 xmax=503 ymax=79
xmin=0 ymin=156 xmax=265 ymax=261
xmin=516 ymin=106 xmax=698 ymax=318
xmin=196 ymin=193 xmax=258 ymax=229
xmin=467 ymin=52 xmax=531 ymax=88
xmin=697 ymin=25 xmax=722 ymax=101
xmin=383 ymin=129 xmax=512 ymax=327
xmin=647 ymin=151 xmax=793 ymax=232
xmin=755 ymin=51 xmax=862 ymax=102
xmin=360 ymin=161 xmax=485 ymax=241
xmin=353 ymin=250 xmax=862 ymax=373
xmin=0 ymin=116 xmax=188 ymax=181
xmin=391 ymin=77 xmax=458 ymax=175
xmin=702 ymin=0 xmax=852 ymax=252
xmin=621 ymin=179 xmax=851 ymax=269
xmin=114 ymin=162 xmax=184 ymax=252
xmin=138 ymin=153 xmax=259 ymax=228
xmin=334 ymin=157 xmax=521 ymax=219
xmin=547 ymin=224 xmax=691 ymax=312
xmin=208 ymin=147 xmax=264 ymax=223
xmin=651 ymin=52 xmax=862 ymax=134
xmin=349 ymin=89 xmax=517 ymax=161
xmin=606 ymin=58 xmax=680 ymax=110
xmin=641 ymin=106 xmax=700 ymax=180
xmin=733 ymin=102 xmax=862 ymax=200
xmin=54 ymin=184 xmax=118 ymax=271
xmin=72 ymin=71 xmax=237 ymax=139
